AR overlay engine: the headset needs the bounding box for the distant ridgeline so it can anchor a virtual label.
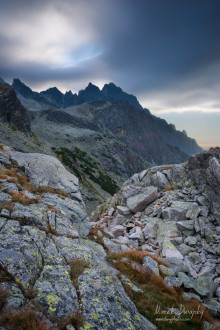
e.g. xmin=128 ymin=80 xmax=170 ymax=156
xmin=12 ymin=79 xmax=143 ymax=110
xmin=11 ymin=78 xmax=202 ymax=157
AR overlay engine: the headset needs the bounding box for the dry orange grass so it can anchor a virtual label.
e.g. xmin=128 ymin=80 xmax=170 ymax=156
xmin=0 ymin=308 xmax=52 ymax=330
xmin=10 ymin=191 xmax=36 ymax=206
xmin=46 ymin=206 xmax=58 ymax=213
xmin=1 ymin=165 xmax=70 ymax=202
xmin=121 ymin=249 xmax=169 ymax=267
xmin=107 ymin=249 xmax=214 ymax=329
xmin=41 ymin=224 xmax=59 ymax=236
xmin=0 ymin=202 xmax=14 ymax=213
xmin=57 ymin=311 xmax=84 ymax=330
xmin=6 ymin=168 xmax=17 ymax=177
xmin=67 ymin=233 xmax=78 ymax=239
xmin=185 ymin=298 xmax=214 ymax=324
xmin=28 ymin=185 xmax=68 ymax=198
xmin=113 ymin=258 xmax=177 ymax=298
xmin=162 ymin=185 xmax=177 ymax=192
xmin=17 ymin=174 xmax=28 ymax=186
xmin=164 ymin=165 xmax=174 ymax=170
xmin=0 ymin=168 xmax=8 ymax=180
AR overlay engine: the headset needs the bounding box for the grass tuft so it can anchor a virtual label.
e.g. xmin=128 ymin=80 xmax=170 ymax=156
xmin=24 ymin=287 xmax=37 ymax=300
xmin=0 ymin=266 xmax=14 ymax=283
xmin=0 ymin=288 xmax=9 ymax=310
xmin=0 ymin=202 xmax=14 ymax=213
xmin=69 ymin=259 xmax=90 ymax=288
xmin=10 ymin=191 xmax=37 ymax=206
xmin=57 ymin=311 xmax=84 ymax=330
xmin=41 ymin=224 xmax=59 ymax=236
xmin=0 ymin=308 xmax=51 ymax=330
xmin=162 ymin=185 xmax=177 ymax=192
xmin=107 ymin=249 xmax=214 ymax=329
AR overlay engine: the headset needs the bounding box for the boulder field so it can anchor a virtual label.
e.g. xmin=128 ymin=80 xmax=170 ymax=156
xmin=91 ymin=148 xmax=220 ymax=320
xmin=0 ymin=143 xmax=219 ymax=329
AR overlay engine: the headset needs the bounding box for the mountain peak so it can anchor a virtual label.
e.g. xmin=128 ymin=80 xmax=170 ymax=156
xmin=0 ymin=77 xmax=8 ymax=86
xmin=85 ymin=82 xmax=100 ymax=91
xmin=78 ymin=82 xmax=102 ymax=103
xmin=102 ymin=82 xmax=121 ymax=91
xmin=12 ymin=78 xmax=34 ymax=98
xmin=41 ymin=87 xmax=63 ymax=97
xmin=102 ymin=82 xmax=142 ymax=109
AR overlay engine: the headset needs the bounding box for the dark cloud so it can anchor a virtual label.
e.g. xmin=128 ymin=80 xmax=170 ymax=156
xmin=1 ymin=0 xmax=220 ymax=92
xmin=0 ymin=0 xmax=220 ymax=146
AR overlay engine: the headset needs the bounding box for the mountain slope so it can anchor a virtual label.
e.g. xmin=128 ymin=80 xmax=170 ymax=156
xmin=40 ymin=100 xmax=200 ymax=163
xmin=11 ymin=78 xmax=202 ymax=156
xmin=0 ymin=83 xmax=30 ymax=133
xmin=0 ymin=77 xmax=203 ymax=213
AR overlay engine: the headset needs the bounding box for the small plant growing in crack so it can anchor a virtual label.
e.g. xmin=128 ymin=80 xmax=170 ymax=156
xmin=24 ymin=286 xmax=37 ymax=300
xmin=57 ymin=311 xmax=84 ymax=330
xmin=0 ymin=288 xmax=9 ymax=310
xmin=69 ymin=259 xmax=91 ymax=289
xmin=67 ymin=259 xmax=90 ymax=329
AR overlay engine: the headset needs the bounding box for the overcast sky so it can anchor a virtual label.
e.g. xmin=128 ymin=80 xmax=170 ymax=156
xmin=0 ymin=0 xmax=220 ymax=148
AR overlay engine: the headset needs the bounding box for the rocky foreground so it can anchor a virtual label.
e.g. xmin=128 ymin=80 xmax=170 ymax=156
xmin=0 ymin=143 xmax=219 ymax=329
xmin=92 ymin=148 xmax=220 ymax=320
xmin=0 ymin=144 xmax=155 ymax=329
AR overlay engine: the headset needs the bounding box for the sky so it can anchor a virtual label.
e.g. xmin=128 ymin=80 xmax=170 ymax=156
xmin=0 ymin=0 xmax=220 ymax=148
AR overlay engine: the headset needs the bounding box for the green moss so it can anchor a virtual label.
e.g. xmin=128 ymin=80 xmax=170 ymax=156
xmin=53 ymin=147 xmax=119 ymax=195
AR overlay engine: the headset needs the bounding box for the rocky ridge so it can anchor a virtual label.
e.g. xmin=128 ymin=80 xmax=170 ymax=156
xmin=91 ymin=148 xmax=220 ymax=319
xmin=0 ymin=144 xmax=156 ymax=329
xmin=12 ymin=78 xmax=202 ymax=157
xmin=12 ymin=79 xmax=143 ymax=110
xmin=0 ymin=83 xmax=30 ymax=133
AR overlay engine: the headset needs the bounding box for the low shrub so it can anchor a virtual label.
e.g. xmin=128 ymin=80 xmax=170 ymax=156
xmin=0 ymin=202 xmax=14 ymax=213
xmin=24 ymin=287 xmax=37 ymax=300
xmin=57 ymin=311 xmax=84 ymax=330
xmin=0 ymin=308 xmax=51 ymax=330
xmin=0 ymin=266 xmax=14 ymax=283
xmin=69 ymin=259 xmax=90 ymax=288
xmin=0 ymin=288 xmax=9 ymax=310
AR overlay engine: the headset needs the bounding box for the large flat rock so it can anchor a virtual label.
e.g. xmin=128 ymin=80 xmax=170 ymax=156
xmin=127 ymin=186 xmax=158 ymax=213
xmin=10 ymin=151 xmax=79 ymax=194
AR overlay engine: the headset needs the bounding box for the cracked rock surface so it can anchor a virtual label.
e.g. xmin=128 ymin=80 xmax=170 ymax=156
xmin=0 ymin=144 xmax=156 ymax=329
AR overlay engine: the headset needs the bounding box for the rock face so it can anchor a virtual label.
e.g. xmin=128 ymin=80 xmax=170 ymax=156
xmin=0 ymin=84 xmax=30 ymax=133
xmin=41 ymin=100 xmax=198 ymax=165
xmin=92 ymin=148 xmax=220 ymax=318
xmin=11 ymin=78 xmax=202 ymax=157
xmin=0 ymin=144 xmax=155 ymax=329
